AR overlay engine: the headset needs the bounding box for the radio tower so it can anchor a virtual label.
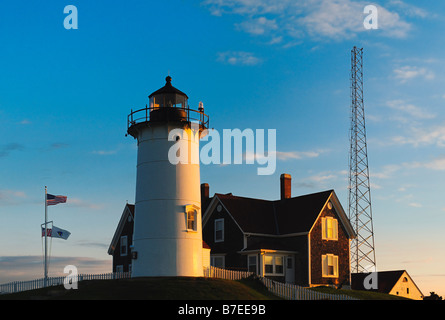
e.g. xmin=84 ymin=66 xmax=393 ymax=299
xmin=348 ymin=46 xmax=376 ymax=274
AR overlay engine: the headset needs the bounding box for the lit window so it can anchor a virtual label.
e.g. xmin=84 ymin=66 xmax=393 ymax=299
xmin=187 ymin=210 xmax=196 ymax=231
xmin=264 ymin=254 xmax=284 ymax=275
xmin=322 ymin=254 xmax=339 ymax=278
xmin=322 ymin=217 xmax=338 ymax=240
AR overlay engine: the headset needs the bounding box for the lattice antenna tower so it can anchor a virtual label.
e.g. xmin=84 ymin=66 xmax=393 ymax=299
xmin=348 ymin=46 xmax=376 ymax=274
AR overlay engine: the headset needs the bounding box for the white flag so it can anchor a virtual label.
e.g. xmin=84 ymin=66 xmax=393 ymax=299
xmin=42 ymin=226 xmax=71 ymax=240
xmin=52 ymin=226 xmax=71 ymax=240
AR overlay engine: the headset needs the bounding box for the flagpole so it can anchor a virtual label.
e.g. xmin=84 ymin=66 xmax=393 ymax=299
xmin=44 ymin=186 xmax=48 ymax=287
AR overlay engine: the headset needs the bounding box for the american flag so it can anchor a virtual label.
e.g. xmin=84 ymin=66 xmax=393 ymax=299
xmin=46 ymin=194 xmax=67 ymax=206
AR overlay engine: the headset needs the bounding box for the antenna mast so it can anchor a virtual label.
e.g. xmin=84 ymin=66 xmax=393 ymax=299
xmin=348 ymin=46 xmax=376 ymax=274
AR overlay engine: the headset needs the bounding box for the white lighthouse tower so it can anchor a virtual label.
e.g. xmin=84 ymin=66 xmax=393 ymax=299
xmin=127 ymin=76 xmax=209 ymax=277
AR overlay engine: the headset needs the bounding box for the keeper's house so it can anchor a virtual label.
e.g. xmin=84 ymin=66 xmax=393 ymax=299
xmin=201 ymin=174 xmax=356 ymax=287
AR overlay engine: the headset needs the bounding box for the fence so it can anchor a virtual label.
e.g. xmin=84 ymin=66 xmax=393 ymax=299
xmin=204 ymin=266 xmax=358 ymax=300
xmin=0 ymin=272 xmax=131 ymax=295
xmin=1 ymin=268 xmax=357 ymax=300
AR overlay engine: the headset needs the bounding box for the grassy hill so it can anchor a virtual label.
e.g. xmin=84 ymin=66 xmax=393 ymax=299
xmin=0 ymin=277 xmax=410 ymax=300
xmin=0 ymin=277 xmax=280 ymax=300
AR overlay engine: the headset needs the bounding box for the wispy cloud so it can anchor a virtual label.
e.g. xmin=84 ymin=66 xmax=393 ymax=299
xmin=203 ymin=0 xmax=421 ymax=44
xmin=0 ymin=143 xmax=24 ymax=158
xmin=294 ymin=171 xmax=338 ymax=189
xmin=217 ymin=51 xmax=262 ymax=66
xmin=0 ymin=189 xmax=27 ymax=206
xmin=389 ymin=125 xmax=445 ymax=148
xmin=386 ymin=99 xmax=436 ymax=122
xmin=67 ymin=198 xmax=105 ymax=210
xmin=92 ymin=150 xmax=117 ymax=155
xmin=0 ymin=256 xmax=110 ymax=283
xmin=393 ymin=66 xmax=435 ymax=83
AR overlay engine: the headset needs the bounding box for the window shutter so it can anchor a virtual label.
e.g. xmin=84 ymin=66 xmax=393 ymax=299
xmin=333 ymin=255 xmax=339 ymax=277
xmin=321 ymin=217 xmax=326 ymax=240
xmin=333 ymin=219 xmax=338 ymax=240
xmin=322 ymin=255 xmax=327 ymax=277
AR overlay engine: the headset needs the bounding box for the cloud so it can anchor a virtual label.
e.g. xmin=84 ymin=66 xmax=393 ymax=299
xmin=0 ymin=143 xmax=24 ymax=158
xmin=217 ymin=51 xmax=262 ymax=65
xmin=0 ymin=256 xmax=110 ymax=283
xmin=294 ymin=171 xmax=338 ymax=189
xmin=92 ymin=150 xmax=117 ymax=155
xmin=0 ymin=189 xmax=27 ymax=206
xmin=244 ymin=149 xmax=324 ymax=162
xmin=385 ymin=100 xmax=435 ymax=122
xmin=408 ymin=155 xmax=445 ymax=171
xmin=393 ymin=66 xmax=435 ymax=83
xmin=235 ymin=16 xmax=278 ymax=35
xmin=67 ymin=198 xmax=105 ymax=210
xmin=203 ymin=0 xmax=419 ymax=43
xmin=275 ymin=150 xmax=323 ymax=160
xmin=389 ymin=125 xmax=445 ymax=148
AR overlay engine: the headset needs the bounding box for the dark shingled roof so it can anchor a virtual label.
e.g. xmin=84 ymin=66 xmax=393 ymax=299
xmin=215 ymin=190 xmax=333 ymax=235
xmin=351 ymin=270 xmax=406 ymax=293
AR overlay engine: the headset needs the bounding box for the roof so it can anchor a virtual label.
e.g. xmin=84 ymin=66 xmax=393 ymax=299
xmin=108 ymin=204 xmax=134 ymax=255
xmin=148 ymin=76 xmax=188 ymax=98
xmin=351 ymin=270 xmax=423 ymax=294
xmin=204 ymin=190 xmax=355 ymax=238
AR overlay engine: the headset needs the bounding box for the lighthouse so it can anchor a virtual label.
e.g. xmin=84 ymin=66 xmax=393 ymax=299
xmin=127 ymin=76 xmax=209 ymax=277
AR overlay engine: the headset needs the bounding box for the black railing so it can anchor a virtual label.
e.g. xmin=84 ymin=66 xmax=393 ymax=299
xmin=127 ymin=106 xmax=209 ymax=130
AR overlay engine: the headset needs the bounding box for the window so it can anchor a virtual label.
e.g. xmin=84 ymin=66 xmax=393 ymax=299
xmin=322 ymin=254 xmax=339 ymax=278
xmin=120 ymin=236 xmax=128 ymax=256
xmin=248 ymin=255 xmax=257 ymax=273
xmin=116 ymin=265 xmax=123 ymax=273
xmin=264 ymin=254 xmax=284 ymax=275
xmin=184 ymin=204 xmax=199 ymax=232
xmin=322 ymin=217 xmax=338 ymax=240
xmin=211 ymin=255 xmax=225 ymax=268
xmin=215 ymin=219 xmax=224 ymax=242
xmin=187 ymin=210 xmax=196 ymax=231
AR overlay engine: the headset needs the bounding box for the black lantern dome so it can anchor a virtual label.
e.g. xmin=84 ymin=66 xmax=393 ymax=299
xmin=127 ymin=76 xmax=209 ymax=139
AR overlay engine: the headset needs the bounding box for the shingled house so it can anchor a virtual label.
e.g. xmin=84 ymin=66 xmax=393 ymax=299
xmin=352 ymin=270 xmax=424 ymax=300
xmin=202 ymin=174 xmax=356 ymax=287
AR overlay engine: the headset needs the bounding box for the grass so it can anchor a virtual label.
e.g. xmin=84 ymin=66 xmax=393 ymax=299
xmin=308 ymin=285 xmax=411 ymax=300
xmin=0 ymin=276 xmax=282 ymax=300
xmin=1 ymin=277 xmax=411 ymax=300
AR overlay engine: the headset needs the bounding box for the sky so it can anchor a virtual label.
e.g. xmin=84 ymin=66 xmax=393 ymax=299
xmin=0 ymin=0 xmax=444 ymax=298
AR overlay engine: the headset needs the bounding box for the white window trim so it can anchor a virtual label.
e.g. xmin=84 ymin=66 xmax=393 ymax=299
xmin=263 ymin=254 xmax=285 ymax=276
xmin=321 ymin=217 xmax=338 ymax=241
xmin=211 ymin=255 xmax=225 ymax=268
xmin=248 ymin=254 xmax=258 ymax=274
xmin=322 ymin=254 xmax=339 ymax=278
xmin=120 ymin=236 xmax=128 ymax=256
xmin=184 ymin=204 xmax=200 ymax=232
xmin=214 ymin=218 xmax=224 ymax=242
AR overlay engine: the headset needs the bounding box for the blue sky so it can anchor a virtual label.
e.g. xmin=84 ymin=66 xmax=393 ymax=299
xmin=1 ymin=0 xmax=445 ymax=297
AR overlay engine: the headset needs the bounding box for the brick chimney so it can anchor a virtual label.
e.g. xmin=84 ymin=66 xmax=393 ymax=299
xmin=280 ymin=174 xmax=291 ymax=200
xmin=201 ymin=183 xmax=210 ymax=211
